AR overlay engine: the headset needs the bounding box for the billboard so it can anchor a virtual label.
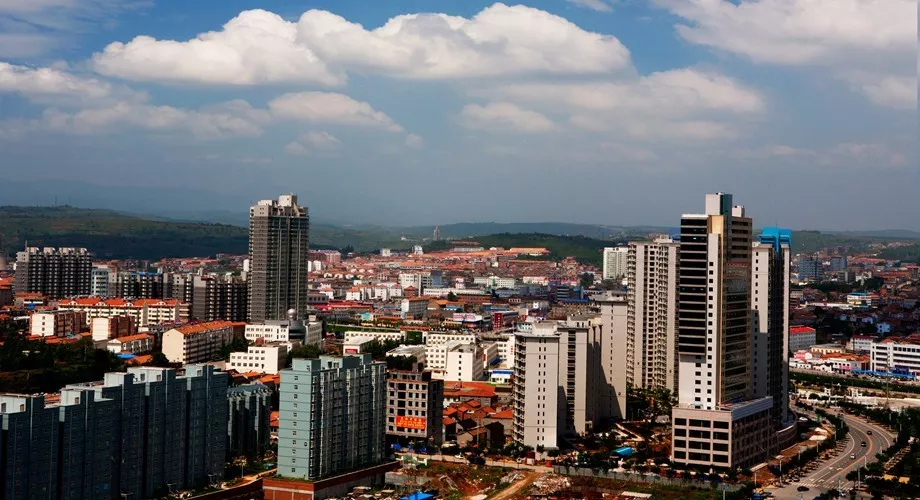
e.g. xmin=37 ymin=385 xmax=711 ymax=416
xmin=344 ymin=348 xmax=359 ymax=354
xmin=395 ymin=416 xmax=427 ymax=430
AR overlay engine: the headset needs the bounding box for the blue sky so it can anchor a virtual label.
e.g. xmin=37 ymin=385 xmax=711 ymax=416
xmin=0 ymin=0 xmax=916 ymax=230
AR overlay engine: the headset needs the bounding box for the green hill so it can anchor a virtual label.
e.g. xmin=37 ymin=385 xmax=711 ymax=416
xmin=0 ymin=206 xmax=249 ymax=260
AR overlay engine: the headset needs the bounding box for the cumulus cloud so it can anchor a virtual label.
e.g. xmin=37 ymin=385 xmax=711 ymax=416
xmin=460 ymin=102 xmax=556 ymax=133
xmin=268 ymin=92 xmax=404 ymax=132
xmin=653 ymin=0 xmax=916 ymax=109
xmin=0 ymin=62 xmax=146 ymax=106
xmin=284 ymin=142 xmax=309 ymax=156
xmin=93 ymin=10 xmax=342 ymax=86
xmin=92 ymin=3 xmax=631 ymax=85
xmin=735 ymin=141 xmax=910 ymax=168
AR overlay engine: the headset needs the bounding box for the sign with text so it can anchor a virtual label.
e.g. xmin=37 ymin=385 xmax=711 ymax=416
xmin=395 ymin=416 xmax=427 ymax=430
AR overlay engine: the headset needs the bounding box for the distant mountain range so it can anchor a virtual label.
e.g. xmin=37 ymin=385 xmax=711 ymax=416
xmin=1 ymin=206 xmax=917 ymax=261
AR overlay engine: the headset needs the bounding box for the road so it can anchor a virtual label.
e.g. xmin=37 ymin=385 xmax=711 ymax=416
xmin=489 ymin=471 xmax=540 ymax=500
xmin=769 ymin=414 xmax=893 ymax=499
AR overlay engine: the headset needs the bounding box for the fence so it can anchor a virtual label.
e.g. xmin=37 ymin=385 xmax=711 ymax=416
xmin=552 ymin=466 xmax=743 ymax=492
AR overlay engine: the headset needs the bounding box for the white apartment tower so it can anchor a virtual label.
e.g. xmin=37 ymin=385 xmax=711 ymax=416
xmin=626 ymin=239 xmax=679 ymax=393
xmin=512 ymin=316 xmax=606 ymax=450
xmin=590 ymin=292 xmax=629 ymax=420
xmin=602 ymin=246 xmax=629 ymax=281
xmin=752 ymin=228 xmax=794 ymax=436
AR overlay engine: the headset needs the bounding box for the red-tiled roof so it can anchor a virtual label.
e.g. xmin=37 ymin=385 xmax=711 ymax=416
xmin=790 ymin=326 xmax=816 ymax=334
xmin=490 ymin=409 xmax=513 ymax=420
xmin=443 ymin=381 xmax=496 ymax=399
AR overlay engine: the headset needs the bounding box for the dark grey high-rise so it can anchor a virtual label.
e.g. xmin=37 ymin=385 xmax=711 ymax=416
xmin=14 ymin=247 xmax=91 ymax=299
xmin=248 ymin=194 xmax=309 ymax=322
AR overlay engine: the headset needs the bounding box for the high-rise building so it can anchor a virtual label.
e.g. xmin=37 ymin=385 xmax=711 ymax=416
xmin=589 ymin=291 xmax=628 ymax=421
xmin=671 ymin=193 xmax=775 ymax=469
xmin=602 ymin=246 xmax=629 ymax=281
xmin=0 ymin=365 xmax=227 ymax=500
xmin=752 ymin=228 xmax=795 ymax=438
xmin=627 ymin=238 xmax=680 ymax=393
xmin=14 ymin=247 xmax=92 ymax=298
xmin=115 ymin=271 xmax=165 ymax=298
xmin=797 ymin=255 xmax=823 ymax=282
xmin=248 ymin=194 xmax=310 ymax=322
xmin=278 ymin=355 xmax=386 ymax=481
xmin=227 ymin=384 xmax=273 ymax=461
xmin=192 ymin=275 xmax=248 ymax=322
xmin=90 ymin=265 xmax=111 ymax=297
xmin=433 ymin=225 xmax=440 ymax=241
xmin=512 ymin=316 xmax=606 ymax=449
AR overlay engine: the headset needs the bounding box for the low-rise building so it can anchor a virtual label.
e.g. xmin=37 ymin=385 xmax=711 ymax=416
xmin=871 ymin=334 xmax=920 ymax=375
xmin=244 ymin=319 xmax=322 ymax=345
xmin=30 ymin=310 xmax=86 ymax=337
xmin=671 ymin=398 xmax=774 ymax=469
xmin=386 ymin=359 xmax=443 ymax=446
xmin=161 ymin=320 xmax=241 ymax=364
xmin=106 ymin=333 xmax=154 ymax=354
xmin=91 ymin=315 xmax=136 ymax=341
xmin=228 ymin=344 xmax=289 ymax=374
xmin=788 ymin=326 xmax=817 ymax=354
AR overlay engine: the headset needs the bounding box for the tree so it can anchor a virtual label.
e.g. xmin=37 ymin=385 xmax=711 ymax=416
xmin=149 ymin=352 xmax=172 ymax=367
xmin=219 ymin=336 xmax=250 ymax=361
xmin=580 ymin=272 xmax=595 ymax=289
xmin=286 ymin=343 xmax=325 ymax=367
xmin=447 ymin=291 xmax=458 ymax=302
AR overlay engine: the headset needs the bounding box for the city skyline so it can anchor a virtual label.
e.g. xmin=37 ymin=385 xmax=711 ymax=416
xmin=0 ymin=0 xmax=916 ymax=230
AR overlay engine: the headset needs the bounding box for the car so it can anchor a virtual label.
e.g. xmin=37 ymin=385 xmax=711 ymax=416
xmin=862 ymin=441 xmax=867 ymax=447
xmin=866 ymin=430 xmax=873 ymax=435
xmin=851 ymin=454 xmax=856 ymax=459
xmin=798 ymin=486 xmax=810 ymax=492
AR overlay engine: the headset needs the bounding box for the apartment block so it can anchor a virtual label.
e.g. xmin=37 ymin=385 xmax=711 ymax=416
xmin=789 ymin=326 xmax=817 ymax=353
xmin=227 ymin=384 xmax=273 ymax=460
xmin=245 ymin=317 xmax=322 ymax=345
xmin=228 ymin=344 xmax=289 ymax=374
xmin=14 ymin=247 xmax=92 ymax=299
xmin=278 ymin=355 xmax=387 ymax=481
xmin=0 ymin=365 xmax=227 ymax=500
xmin=590 ymin=292 xmax=629 ymax=421
xmin=90 ymin=315 xmax=136 ymax=341
xmin=106 ymin=333 xmax=154 ymax=354
xmin=161 ymin=320 xmax=240 ymax=364
xmin=29 ymin=310 xmax=86 ymax=337
xmin=192 ymin=275 xmax=248 ymax=322
xmin=871 ymin=334 xmax=920 ymax=375
xmin=752 ymin=228 xmax=793 ymax=430
xmin=248 ymin=194 xmax=310 ymax=322
xmin=626 ymin=238 xmax=679 ymax=392
xmin=90 ymin=265 xmax=111 ymax=297
xmin=58 ymin=297 xmax=188 ymax=327
xmin=602 ymin=246 xmax=629 ymax=280
xmin=512 ymin=316 xmax=607 ymax=450
xmin=115 ymin=271 xmax=165 ymax=299
xmin=386 ymin=359 xmax=444 ymax=446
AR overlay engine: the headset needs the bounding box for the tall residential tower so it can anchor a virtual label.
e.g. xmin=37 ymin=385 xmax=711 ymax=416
xmin=248 ymin=194 xmax=310 ymax=322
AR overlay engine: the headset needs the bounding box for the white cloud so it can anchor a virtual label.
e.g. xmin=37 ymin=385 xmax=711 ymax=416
xmin=566 ymin=0 xmax=613 ymax=12
xmin=735 ymin=141 xmax=910 ymax=168
xmin=856 ymin=76 xmax=917 ymax=110
xmin=41 ymin=102 xmax=266 ymax=139
xmin=302 ymin=130 xmax=341 ymax=149
xmin=92 ymin=3 xmax=631 ymax=85
xmin=268 ymin=92 xmax=404 ymax=132
xmin=284 ymin=142 xmax=309 ymax=156
xmin=493 ymin=69 xmax=764 ymax=115
xmin=460 ymin=102 xmax=556 ymax=133
xmin=0 ymin=62 xmax=146 ymax=106
xmin=405 ymin=134 xmax=424 ymax=149
xmin=654 ymin=0 xmax=916 ymax=108
xmin=93 ymin=10 xmax=342 ymax=86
